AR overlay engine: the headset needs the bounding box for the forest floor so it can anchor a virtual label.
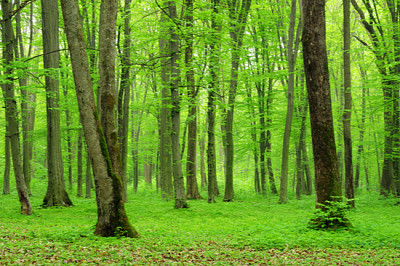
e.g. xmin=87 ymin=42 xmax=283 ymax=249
xmin=1 ymin=186 xmax=400 ymax=265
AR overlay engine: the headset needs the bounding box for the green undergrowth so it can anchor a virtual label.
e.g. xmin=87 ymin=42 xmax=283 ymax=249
xmin=1 ymin=188 xmax=400 ymax=264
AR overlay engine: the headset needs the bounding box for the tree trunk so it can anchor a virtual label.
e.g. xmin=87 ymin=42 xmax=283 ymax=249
xmin=199 ymin=121 xmax=207 ymax=189
xmin=118 ymin=0 xmax=132 ymax=202
xmin=185 ymin=0 xmax=202 ymax=200
xmin=61 ymin=0 xmax=138 ymax=238
xmin=302 ymin=0 xmax=343 ymax=215
xmin=223 ymin=0 xmax=252 ymax=202
xmin=159 ymin=9 xmax=173 ymax=200
xmin=77 ymin=131 xmax=83 ymax=197
xmin=167 ymin=1 xmax=188 ymax=209
xmin=3 ymin=134 xmax=10 ymax=195
xmin=16 ymin=0 xmax=35 ymax=195
xmin=1 ymin=0 xmax=32 ymax=215
xmin=41 ymin=0 xmax=73 ymax=207
xmin=343 ymin=0 xmax=354 ymax=207
xmin=85 ymin=145 xmax=92 ymax=198
xmin=279 ymin=0 xmax=300 ymax=204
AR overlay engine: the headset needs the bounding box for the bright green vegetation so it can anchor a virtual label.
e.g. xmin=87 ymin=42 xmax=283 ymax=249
xmin=1 ymin=187 xmax=399 ymax=264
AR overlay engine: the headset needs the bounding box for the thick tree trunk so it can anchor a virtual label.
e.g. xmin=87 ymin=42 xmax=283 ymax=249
xmin=1 ymin=0 xmax=32 ymax=215
xmin=61 ymin=0 xmax=138 ymax=238
xmin=168 ymin=1 xmax=188 ymax=209
xmin=41 ymin=0 xmax=72 ymax=207
xmin=159 ymin=10 xmax=173 ymax=200
xmin=302 ymin=0 xmax=342 ymax=212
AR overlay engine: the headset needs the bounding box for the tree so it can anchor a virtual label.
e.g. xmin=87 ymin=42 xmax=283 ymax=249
xmin=16 ymin=0 xmax=36 ymax=195
xmin=1 ymin=0 xmax=32 ymax=215
xmin=343 ymin=0 xmax=354 ymax=207
xmin=279 ymin=0 xmax=302 ymax=204
xmin=167 ymin=0 xmax=188 ymax=209
xmin=60 ymin=0 xmax=139 ymax=237
xmin=302 ymin=0 xmax=346 ymax=227
xmin=118 ymin=0 xmax=133 ymax=202
xmin=41 ymin=0 xmax=73 ymax=207
xmin=185 ymin=0 xmax=202 ymax=200
xmin=207 ymin=0 xmax=221 ymax=203
xmin=351 ymin=0 xmax=400 ymax=196
xmin=159 ymin=6 xmax=174 ymax=200
xmin=223 ymin=0 xmax=252 ymax=202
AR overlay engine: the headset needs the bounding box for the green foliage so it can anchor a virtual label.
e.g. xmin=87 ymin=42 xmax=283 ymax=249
xmin=309 ymin=197 xmax=353 ymax=230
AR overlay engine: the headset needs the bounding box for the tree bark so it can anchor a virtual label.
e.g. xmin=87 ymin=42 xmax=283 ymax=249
xmin=207 ymin=0 xmax=220 ymax=203
xmin=159 ymin=8 xmax=173 ymax=200
xmin=185 ymin=0 xmax=202 ymax=200
xmin=1 ymin=0 xmax=32 ymax=215
xmin=77 ymin=131 xmax=83 ymax=197
xmin=118 ymin=0 xmax=132 ymax=202
xmin=3 ymin=132 xmax=10 ymax=195
xmin=16 ymin=0 xmax=36 ymax=195
xmin=167 ymin=1 xmax=189 ymax=209
xmin=61 ymin=0 xmax=138 ymax=237
xmin=41 ymin=0 xmax=73 ymax=207
xmin=302 ymin=0 xmax=342 ymax=210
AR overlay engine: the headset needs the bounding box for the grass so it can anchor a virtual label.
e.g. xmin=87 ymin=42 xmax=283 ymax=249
xmin=1 ymin=186 xmax=400 ymax=264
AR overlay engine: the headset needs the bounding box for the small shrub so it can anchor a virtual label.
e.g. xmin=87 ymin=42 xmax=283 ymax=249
xmin=309 ymin=197 xmax=352 ymax=230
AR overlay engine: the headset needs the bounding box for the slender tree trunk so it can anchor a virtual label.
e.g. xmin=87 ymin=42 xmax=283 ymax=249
xmin=266 ymin=79 xmax=277 ymax=194
xmin=61 ymin=0 xmax=138 ymax=238
xmin=159 ymin=9 xmax=173 ymax=200
xmin=302 ymin=0 xmax=343 ymax=215
xmin=343 ymin=0 xmax=354 ymax=207
xmin=41 ymin=0 xmax=72 ymax=207
xmin=3 ymin=134 xmax=10 ymax=195
xmin=118 ymin=0 xmax=132 ymax=202
xmin=85 ymin=144 xmax=92 ymax=198
xmin=223 ymin=0 xmax=252 ymax=202
xmin=185 ymin=0 xmax=202 ymax=200
xmin=207 ymin=0 xmax=220 ymax=203
xmin=279 ymin=0 xmax=300 ymax=204
xmin=199 ymin=121 xmax=207 ymax=189
xmin=77 ymin=131 xmax=83 ymax=197
xmin=1 ymin=0 xmax=32 ymax=215
xmin=16 ymin=0 xmax=35 ymax=195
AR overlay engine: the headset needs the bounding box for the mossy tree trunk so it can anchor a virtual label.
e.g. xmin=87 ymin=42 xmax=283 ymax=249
xmin=302 ymin=0 xmax=342 ymax=210
xmin=61 ymin=0 xmax=139 ymax=238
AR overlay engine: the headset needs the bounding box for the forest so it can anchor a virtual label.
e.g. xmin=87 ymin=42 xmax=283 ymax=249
xmin=1 ymin=0 xmax=400 ymax=264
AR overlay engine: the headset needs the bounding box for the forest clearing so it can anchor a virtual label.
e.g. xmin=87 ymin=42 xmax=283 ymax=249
xmin=1 ymin=187 xmax=400 ymax=264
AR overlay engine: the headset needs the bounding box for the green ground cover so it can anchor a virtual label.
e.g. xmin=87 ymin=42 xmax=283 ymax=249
xmin=1 ymin=188 xmax=400 ymax=265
